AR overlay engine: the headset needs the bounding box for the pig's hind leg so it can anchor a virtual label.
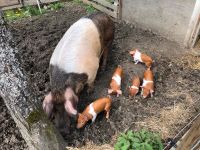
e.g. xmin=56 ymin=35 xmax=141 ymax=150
xmin=101 ymin=22 xmax=114 ymax=71
xmin=87 ymin=72 xmax=97 ymax=94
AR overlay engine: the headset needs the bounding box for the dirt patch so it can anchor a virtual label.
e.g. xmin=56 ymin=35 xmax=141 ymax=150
xmin=2 ymin=1 xmax=200 ymax=149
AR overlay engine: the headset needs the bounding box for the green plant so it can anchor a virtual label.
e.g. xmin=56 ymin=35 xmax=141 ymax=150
xmin=23 ymin=6 xmax=42 ymax=16
xmin=114 ymin=130 xmax=163 ymax=150
xmin=4 ymin=1 xmax=65 ymax=21
xmin=72 ymin=0 xmax=96 ymax=13
xmin=4 ymin=9 xmax=25 ymax=20
xmin=85 ymin=4 xmax=96 ymax=13
xmin=48 ymin=2 xmax=64 ymax=10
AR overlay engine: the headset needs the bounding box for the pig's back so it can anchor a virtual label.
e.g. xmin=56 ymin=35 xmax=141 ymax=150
xmin=50 ymin=18 xmax=101 ymax=82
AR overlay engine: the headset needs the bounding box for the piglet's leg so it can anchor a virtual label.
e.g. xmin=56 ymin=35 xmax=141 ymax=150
xmin=150 ymin=90 xmax=154 ymax=97
xmin=135 ymin=60 xmax=139 ymax=64
xmin=105 ymin=102 xmax=111 ymax=119
xmin=91 ymin=113 xmax=97 ymax=123
xmin=116 ymin=90 xmax=122 ymax=97
xmin=108 ymin=88 xmax=113 ymax=94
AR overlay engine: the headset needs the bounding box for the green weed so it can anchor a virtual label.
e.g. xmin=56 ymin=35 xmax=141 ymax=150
xmin=72 ymin=0 xmax=96 ymax=13
xmin=85 ymin=4 xmax=96 ymax=13
xmin=4 ymin=2 xmax=64 ymax=21
xmin=114 ymin=130 xmax=163 ymax=150
xmin=48 ymin=2 xmax=64 ymax=10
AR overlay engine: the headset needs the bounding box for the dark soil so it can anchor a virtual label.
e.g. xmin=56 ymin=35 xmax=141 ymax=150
xmin=2 ymin=1 xmax=200 ymax=149
xmin=0 ymin=98 xmax=28 ymax=150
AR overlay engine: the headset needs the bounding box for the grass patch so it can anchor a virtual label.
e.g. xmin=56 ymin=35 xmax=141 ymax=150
xmin=85 ymin=4 xmax=96 ymax=13
xmin=180 ymin=54 xmax=200 ymax=70
xmin=66 ymin=142 xmax=113 ymax=150
xmin=72 ymin=0 xmax=96 ymax=14
xmin=137 ymin=103 xmax=193 ymax=139
xmin=48 ymin=2 xmax=64 ymax=10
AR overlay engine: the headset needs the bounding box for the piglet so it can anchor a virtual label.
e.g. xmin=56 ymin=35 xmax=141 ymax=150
xmin=77 ymin=97 xmax=112 ymax=129
xmin=129 ymin=49 xmax=153 ymax=68
xmin=141 ymin=68 xmax=154 ymax=98
xmin=129 ymin=76 xmax=140 ymax=97
xmin=108 ymin=65 xmax=123 ymax=97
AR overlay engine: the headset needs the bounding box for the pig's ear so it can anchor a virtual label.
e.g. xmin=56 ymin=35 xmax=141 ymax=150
xmin=64 ymin=99 xmax=77 ymax=116
xmin=43 ymin=92 xmax=53 ymax=118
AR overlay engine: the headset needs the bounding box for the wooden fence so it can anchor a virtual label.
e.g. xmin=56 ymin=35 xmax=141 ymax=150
xmin=175 ymin=115 xmax=200 ymax=150
xmin=82 ymin=0 xmax=122 ymax=19
xmin=0 ymin=0 xmax=58 ymax=10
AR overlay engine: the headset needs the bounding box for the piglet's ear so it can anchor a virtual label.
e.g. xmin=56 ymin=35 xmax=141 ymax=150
xmin=43 ymin=92 xmax=53 ymax=118
xmin=82 ymin=114 xmax=88 ymax=122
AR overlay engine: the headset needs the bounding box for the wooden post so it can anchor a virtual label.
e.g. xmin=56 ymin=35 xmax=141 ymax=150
xmin=184 ymin=0 xmax=200 ymax=48
xmin=114 ymin=0 xmax=122 ymax=19
xmin=0 ymin=11 xmax=66 ymax=150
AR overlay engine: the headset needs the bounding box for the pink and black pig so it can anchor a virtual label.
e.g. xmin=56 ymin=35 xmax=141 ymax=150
xmin=42 ymin=12 xmax=114 ymax=133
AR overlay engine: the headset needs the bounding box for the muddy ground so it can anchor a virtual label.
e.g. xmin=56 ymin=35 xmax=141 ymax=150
xmin=1 ymin=1 xmax=200 ymax=149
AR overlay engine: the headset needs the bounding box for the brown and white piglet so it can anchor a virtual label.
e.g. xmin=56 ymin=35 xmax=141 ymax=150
xmin=77 ymin=97 xmax=112 ymax=129
xmin=108 ymin=65 xmax=123 ymax=97
xmin=129 ymin=76 xmax=140 ymax=97
xmin=129 ymin=49 xmax=153 ymax=68
xmin=43 ymin=12 xmax=114 ymax=133
xmin=141 ymin=68 xmax=154 ymax=98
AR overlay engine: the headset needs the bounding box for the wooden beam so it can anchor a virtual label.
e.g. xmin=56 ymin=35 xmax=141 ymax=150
xmin=176 ymin=115 xmax=200 ymax=150
xmin=92 ymin=0 xmax=117 ymax=11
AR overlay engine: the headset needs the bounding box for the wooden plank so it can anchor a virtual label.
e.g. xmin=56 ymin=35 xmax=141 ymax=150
xmin=0 ymin=0 xmax=19 ymax=7
xmin=92 ymin=0 xmax=117 ymax=11
xmin=1 ymin=0 xmax=59 ymax=10
xmin=116 ymin=0 xmax=122 ymax=19
xmin=176 ymin=116 xmax=200 ymax=150
xmin=23 ymin=0 xmax=59 ymax=6
xmin=83 ymin=0 xmax=118 ymax=18
xmin=184 ymin=0 xmax=200 ymax=48
xmin=1 ymin=4 xmax=22 ymax=10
